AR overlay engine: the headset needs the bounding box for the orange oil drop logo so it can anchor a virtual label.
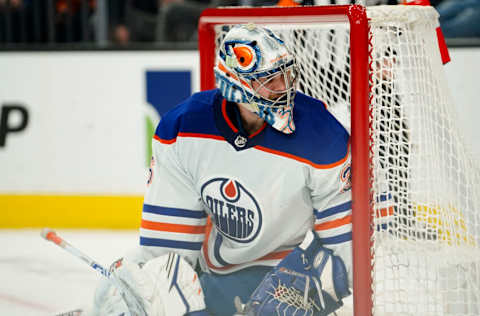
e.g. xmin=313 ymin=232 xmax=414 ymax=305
xmin=224 ymin=180 xmax=237 ymax=199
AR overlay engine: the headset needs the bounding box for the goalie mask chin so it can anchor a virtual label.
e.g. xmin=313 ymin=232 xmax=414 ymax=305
xmin=214 ymin=24 xmax=298 ymax=134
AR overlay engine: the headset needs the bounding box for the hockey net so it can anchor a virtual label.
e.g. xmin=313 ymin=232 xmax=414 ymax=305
xmin=198 ymin=4 xmax=480 ymax=315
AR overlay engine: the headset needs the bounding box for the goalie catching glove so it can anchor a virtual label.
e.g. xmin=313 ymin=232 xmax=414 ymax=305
xmin=242 ymin=230 xmax=350 ymax=316
xmin=90 ymin=253 xmax=208 ymax=316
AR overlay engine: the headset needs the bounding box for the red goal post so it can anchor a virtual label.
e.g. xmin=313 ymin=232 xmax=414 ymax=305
xmin=199 ymin=3 xmax=480 ymax=315
xmin=198 ymin=5 xmax=373 ymax=315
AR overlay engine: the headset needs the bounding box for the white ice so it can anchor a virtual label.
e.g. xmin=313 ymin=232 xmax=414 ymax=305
xmin=0 ymin=229 xmax=354 ymax=316
xmin=0 ymin=229 xmax=139 ymax=316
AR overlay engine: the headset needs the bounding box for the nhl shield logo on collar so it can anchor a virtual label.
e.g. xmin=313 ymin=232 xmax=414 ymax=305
xmin=234 ymin=134 xmax=248 ymax=148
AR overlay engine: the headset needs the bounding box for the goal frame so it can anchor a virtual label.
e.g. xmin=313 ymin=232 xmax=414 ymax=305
xmin=198 ymin=5 xmax=372 ymax=315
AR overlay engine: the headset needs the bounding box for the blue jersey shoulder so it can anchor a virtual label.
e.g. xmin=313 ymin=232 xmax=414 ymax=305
xmin=155 ymin=89 xmax=349 ymax=166
xmin=264 ymin=92 xmax=349 ymax=165
xmin=155 ymin=89 xmax=221 ymax=140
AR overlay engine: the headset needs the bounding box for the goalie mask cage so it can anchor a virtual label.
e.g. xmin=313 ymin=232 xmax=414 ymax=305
xmin=198 ymin=4 xmax=480 ymax=316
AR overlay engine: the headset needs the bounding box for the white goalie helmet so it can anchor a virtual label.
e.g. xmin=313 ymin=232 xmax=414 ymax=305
xmin=214 ymin=24 xmax=298 ymax=134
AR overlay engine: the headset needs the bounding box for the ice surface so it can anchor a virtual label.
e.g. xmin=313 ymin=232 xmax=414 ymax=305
xmin=0 ymin=229 xmax=138 ymax=316
xmin=0 ymin=229 xmax=355 ymax=316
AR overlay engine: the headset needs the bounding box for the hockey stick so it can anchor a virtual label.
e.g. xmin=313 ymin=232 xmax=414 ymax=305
xmin=41 ymin=228 xmax=147 ymax=316
xmin=41 ymin=228 xmax=110 ymax=277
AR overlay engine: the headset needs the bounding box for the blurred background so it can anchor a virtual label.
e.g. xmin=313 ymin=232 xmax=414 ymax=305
xmin=0 ymin=1 xmax=478 ymax=313
xmin=0 ymin=0 xmax=479 ymax=47
xmin=0 ymin=0 xmax=479 ymax=228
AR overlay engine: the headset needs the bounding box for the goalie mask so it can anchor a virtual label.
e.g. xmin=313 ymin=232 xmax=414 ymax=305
xmin=214 ymin=24 xmax=298 ymax=134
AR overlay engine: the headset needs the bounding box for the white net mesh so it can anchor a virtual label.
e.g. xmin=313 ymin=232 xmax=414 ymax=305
xmin=368 ymin=6 xmax=480 ymax=316
xmin=210 ymin=5 xmax=480 ymax=315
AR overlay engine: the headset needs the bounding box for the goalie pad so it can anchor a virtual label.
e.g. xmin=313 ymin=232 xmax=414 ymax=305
xmin=244 ymin=230 xmax=350 ymax=316
xmin=91 ymin=253 xmax=208 ymax=316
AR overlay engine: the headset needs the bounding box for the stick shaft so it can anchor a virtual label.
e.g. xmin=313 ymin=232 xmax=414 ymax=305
xmin=41 ymin=228 xmax=147 ymax=316
xmin=41 ymin=228 xmax=110 ymax=277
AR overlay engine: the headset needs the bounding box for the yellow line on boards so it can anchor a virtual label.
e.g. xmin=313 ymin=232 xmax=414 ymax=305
xmin=0 ymin=195 xmax=144 ymax=228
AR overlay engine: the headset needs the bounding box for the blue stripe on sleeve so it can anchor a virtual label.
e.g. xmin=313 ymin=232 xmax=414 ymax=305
xmin=319 ymin=232 xmax=352 ymax=245
xmin=143 ymin=204 xmax=207 ymax=219
xmin=315 ymin=201 xmax=352 ymax=220
xmin=140 ymin=237 xmax=203 ymax=250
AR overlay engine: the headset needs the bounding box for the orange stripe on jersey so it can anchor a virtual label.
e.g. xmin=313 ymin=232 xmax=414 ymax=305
xmin=153 ymin=134 xmax=176 ymax=144
xmin=314 ymin=215 xmax=352 ymax=231
xmin=154 ymin=133 xmax=225 ymax=144
xmin=376 ymin=206 xmax=394 ymax=218
xmin=141 ymin=219 xmax=206 ymax=234
xmin=258 ymin=249 xmax=292 ymax=260
xmin=178 ymin=132 xmax=225 ymax=141
xmin=254 ymin=143 xmax=349 ymax=170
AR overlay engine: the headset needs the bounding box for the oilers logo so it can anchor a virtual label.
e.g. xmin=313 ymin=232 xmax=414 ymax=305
xmin=201 ymin=178 xmax=262 ymax=243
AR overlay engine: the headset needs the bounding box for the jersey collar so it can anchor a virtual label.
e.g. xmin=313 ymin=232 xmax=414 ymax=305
xmin=213 ymin=97 xmax=267 ymax=151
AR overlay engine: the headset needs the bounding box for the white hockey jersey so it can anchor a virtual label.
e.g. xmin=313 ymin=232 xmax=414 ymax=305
xmin=139 ymin=89 xmax=354 ymax=279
